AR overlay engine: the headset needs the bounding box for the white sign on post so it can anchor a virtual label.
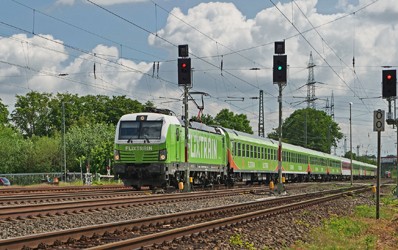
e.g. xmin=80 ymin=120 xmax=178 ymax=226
xmin=373 ymin=109 xmax=385 ymax=132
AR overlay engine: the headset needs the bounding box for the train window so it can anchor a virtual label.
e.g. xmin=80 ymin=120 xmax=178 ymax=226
xmin=232 ymin=141 xmax=235 ymax=155
xmin=240 ymin=144 xmax=243 ymax=157
xmin=140 ymin=121 xmax=162 ymax=140
xmin=246 ymin=144 xmax=250 ymax=158
xmin=119 ymin=121 xmax=140 ymax=140
xmin=253 ymin=146 xmax=257 ymax=158
xmin=237 ymin=142 xmax=241 ymax=157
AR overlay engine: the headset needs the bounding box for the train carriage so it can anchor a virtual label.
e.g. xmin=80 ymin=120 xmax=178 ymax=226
xmin=223 ymin=128 xmax=346 ymax=183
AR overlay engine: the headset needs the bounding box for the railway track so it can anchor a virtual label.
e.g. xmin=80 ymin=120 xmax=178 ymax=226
xmin=0 ymin=185 xmax=129 ymax=195
xmin=0 ymin=187 xmax=263 ymax=221
xmin=0 ymin=186 xmax=371 ymax=249
xmin=0 ymin=189 xmax=144 ymax=206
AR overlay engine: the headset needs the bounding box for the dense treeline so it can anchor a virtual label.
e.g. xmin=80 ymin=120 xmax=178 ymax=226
xmin=0 ymin=91 xmax=148 ymax=175
xmin=0 ymin=91 xmax=254 ymax=176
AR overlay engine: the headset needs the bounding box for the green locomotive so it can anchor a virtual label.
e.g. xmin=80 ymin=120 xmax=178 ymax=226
xmin=113 ymin=112 xmax=376 ymax=190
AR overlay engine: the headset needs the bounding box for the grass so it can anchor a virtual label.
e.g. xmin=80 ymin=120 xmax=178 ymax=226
xmin=229 ymin=234 xmax=256 ymax=250
xmin=293 ymin=191 xmax=398 ymax=250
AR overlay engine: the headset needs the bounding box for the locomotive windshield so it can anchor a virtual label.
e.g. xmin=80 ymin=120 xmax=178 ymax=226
xmin=119 ymin=120 xmax=162 ymax=140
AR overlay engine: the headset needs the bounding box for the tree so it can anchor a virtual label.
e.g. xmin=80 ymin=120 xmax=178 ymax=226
xmin=214 ymin=109 xmax=253 ymax=134
xmin=65 ymin=123 xmax=115 ymax=174
xmin=193 ymin=113 xmax=216 ymax=125
xmin=195 ymin=109 xmax=253 ymax=134
xmin=0 ymin=98 xmax=9 ymax=125
xmin=28 ymin=135 xmax=62 ymax=173
xmin=106 ymin=95 xmax=144 ymax=125
xmin=0 ymin=126 xmax=30 ymax=173
xmin=268 ymin=108 xmax=343 ymax=153
xmin=11 ymin=91 xmax=53 ymax=137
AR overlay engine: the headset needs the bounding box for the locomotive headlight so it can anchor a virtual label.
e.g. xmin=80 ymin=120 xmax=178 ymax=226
xmin=114 ymin=150 xmax=120 ymax=161
xmin=159 ymin=149 xmax=167 ymax=161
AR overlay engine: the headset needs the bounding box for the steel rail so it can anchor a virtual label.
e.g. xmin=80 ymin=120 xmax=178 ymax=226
xmin=0 ymin=187 xmax=264 ymax=220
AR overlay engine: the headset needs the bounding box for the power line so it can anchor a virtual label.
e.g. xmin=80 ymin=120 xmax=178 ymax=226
xmin=269 ymin=0 xmax=379 ymax=108
xmin=86 ymin=0 xmax=275 ymax=98
xmin=10 ymin=0 xmax=165 ymax=63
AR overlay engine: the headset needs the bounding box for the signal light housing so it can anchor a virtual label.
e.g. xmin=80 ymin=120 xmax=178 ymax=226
xmin=382 ymin=69 xmax=396 ymax=98
xmin=178 ymin=58 xmax=191 ymax=86
xmin=273 ymin=55 xmax=287 ymax=84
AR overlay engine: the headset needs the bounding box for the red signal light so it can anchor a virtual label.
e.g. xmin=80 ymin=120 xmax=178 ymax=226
xmin=387 ymin=74 xmax=392 ymax=80
xmin=181 ymin=63 xmax=187 ymax=68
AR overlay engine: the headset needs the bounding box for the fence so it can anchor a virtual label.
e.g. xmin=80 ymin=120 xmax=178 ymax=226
xmin=0 ymin=172 xmax=84 ymax=186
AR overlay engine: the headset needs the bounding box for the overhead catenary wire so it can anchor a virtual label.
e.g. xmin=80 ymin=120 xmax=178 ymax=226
xmin=85 ymin=0 xmax=275 ymax=99
xmin=0 ymin=0 xmax=390 ymax=145
xmin=11 ymin=0 xmax=165 ymax=63
xmin=291 ymin=0 xmax=378 ymax=114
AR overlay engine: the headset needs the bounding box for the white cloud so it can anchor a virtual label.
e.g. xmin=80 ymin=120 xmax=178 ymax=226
xmin=55 ymin=0 xmax=76 ymax=6
xmin=1 ymin=0 xmax=398 ymax=155
xmin=147 ymin=0 xmax=398 ymax=155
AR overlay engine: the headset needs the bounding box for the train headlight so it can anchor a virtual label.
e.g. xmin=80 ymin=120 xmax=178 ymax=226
xmin=114 ymin=150 xmax=120 ymax=161
xmin=159 ymin=149 xmax=167 ymax=161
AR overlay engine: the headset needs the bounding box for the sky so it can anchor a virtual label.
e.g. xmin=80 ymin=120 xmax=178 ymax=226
xmin=0 ymin=0 xmax=397 ymax=157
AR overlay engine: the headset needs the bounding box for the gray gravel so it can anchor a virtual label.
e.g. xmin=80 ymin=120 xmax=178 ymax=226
xmin=0 ymin=183 xmax=376 ymax=250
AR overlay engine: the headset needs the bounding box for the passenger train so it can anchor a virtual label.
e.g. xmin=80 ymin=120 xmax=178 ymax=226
xmin=113 ymin=112 xmax=376 ymax=190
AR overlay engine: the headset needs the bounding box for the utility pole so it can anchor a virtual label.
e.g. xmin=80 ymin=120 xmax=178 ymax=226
xmin=306 ymin=52 xmax=316 ymax=109
xmin=273 ymin=41 xmax=287 ymax=194
xmin=374 ymin=109 xmax=385 ymax=219
xmin=395 ymin=99 xmax=398 ymax=196
xmin=349 ymin=102 xmax=353 ymax=186
xmin=258 ymin=90 xmax=265 ymax=137
xmin=382 ymin=68 xmax=398 ymax=197
xmin=178 ymin=44 xmax=192 ymax=192
xmin=62 ymin=102 xmax=66 ymax=182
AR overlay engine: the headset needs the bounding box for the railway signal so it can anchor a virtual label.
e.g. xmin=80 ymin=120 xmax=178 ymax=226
xmin=273 ymin=55 xmax=287 ymax=84
xmin=178 ymin=58 xmax=191 ymax=86
xmin=373 ymin=109 xmax=385 ymax=132
xmin=382 ymin=69 xmax=396 ymax=98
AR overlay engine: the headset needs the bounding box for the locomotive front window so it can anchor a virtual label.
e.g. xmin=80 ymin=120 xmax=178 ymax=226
xmin=140 ymin=121 xmax=162 ymax=139
xmin=119 ymin=120 xmax=162 ymax=140
xmin=119 ymin=121 xmax=140 ymax=140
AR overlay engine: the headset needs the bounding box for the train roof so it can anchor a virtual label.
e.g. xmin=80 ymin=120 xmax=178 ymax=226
xmin=119 ymin=112 xmax=182 ymax=124
xmin=119 ymin=113 xmax=221 ymax=134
